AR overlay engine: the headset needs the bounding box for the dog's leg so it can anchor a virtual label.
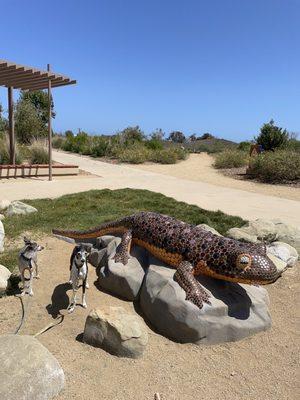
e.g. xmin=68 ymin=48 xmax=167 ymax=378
xmin=28 ymin=269 xmax=34 ymax=296
xmin=34 ymin=260 xmax=40 ymax=279
xmin=68 ymin=281 xmax=78 ymax=313
xmin=20 ymin=269 xmax=26 ymax=296
xmin=82 ymin=279 xmax=87 ymax=308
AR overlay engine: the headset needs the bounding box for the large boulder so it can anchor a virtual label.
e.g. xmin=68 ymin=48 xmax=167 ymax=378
xmin=5 ymin=201 xmax=38 ymax=216
xmin=95 ymin=235 xmax=272 ymax=345
xmin=227 ymin=219 xmax=300 ymax=252
xmin=83 ymin=307 xmax=148 ymax=358
xmin=140 ymin=262 xmax=271 ymax=345
xmin=0 ymin=221 xmax=4 ymax=252
xmin=0 ymin=264 xmax=11 ymax=295
xmin=0 ymin=199 xmax=11 ymax=211
xmin=96 ymin=237 xmax=146 ymax=300
xmin=0 ymin=334 xmax=64 ymax=400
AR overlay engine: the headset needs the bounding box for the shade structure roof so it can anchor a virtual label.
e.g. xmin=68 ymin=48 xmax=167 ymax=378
xmin=0 ymin=59 xmax=76 ymax=91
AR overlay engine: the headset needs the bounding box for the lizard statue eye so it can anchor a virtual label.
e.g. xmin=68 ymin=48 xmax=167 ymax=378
xmin=237 ymin=254 xmax=251 ymax=269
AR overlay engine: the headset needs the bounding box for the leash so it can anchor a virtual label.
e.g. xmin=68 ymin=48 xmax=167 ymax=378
xmin=13 ymin=293 xmax=65 ymax=337
xmin=14 ymin=294 xmax=31 ymax=334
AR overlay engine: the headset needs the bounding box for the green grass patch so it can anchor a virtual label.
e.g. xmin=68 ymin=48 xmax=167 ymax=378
xmin=0 ymin=190 xmax=245 ymax=247
xmin=0 ymin=248 xmax=19 ymax=273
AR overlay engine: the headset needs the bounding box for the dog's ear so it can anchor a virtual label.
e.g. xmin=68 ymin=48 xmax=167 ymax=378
xmin=84 ymin=244 xmax=93 ymax=254
xmin=23 ymin=236 xmax=31 ymax=244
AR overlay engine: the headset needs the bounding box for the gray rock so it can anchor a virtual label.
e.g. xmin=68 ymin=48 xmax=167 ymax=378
xmin=267 ymin=241 xmax=298 ymax=268
xmin=83 ymin=307 xmax=148 ymax=358
xmin=196 ymin=224 xmax=222 ymax=236
xmin=0 ymin=221 xmax=4 ymax=252
xmin=5 ymin=201 xmax=38 ymax=216
xmin=226 ymin=228 xmax=258 ymax=243
xmin=89 ymin=248 xmax=107 ymax=268
xmin=266 ymin=253 xmax=287 ymax=274
xmin=0 ymin=214 xmax=5 ymax=221
xmin=140 ymin=262 xmax=271 ymax=345
xmin=0 ymin=199 xmax=11 ymax=211
xmin=227 ymin=219 xmax=300 ymax=252
xmin=96 ymin=237 xmax=146 ymax=300
xmin=0 ymin=334 xmax=64 ymax=400
xmin=0 ymin=264 xmax=11 ymax=295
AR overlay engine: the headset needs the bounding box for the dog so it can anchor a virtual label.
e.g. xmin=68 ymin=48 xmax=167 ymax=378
xmin=68 ymin=243 xmax=92 ymax=313
xmin=19 ymin=237 xmax=44 ymax=296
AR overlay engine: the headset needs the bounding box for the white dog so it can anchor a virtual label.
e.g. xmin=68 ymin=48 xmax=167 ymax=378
xmin=68 ymin=243 xmax=92 ymax=313
xmin=18 ymin=237 xmax=44 ymax=296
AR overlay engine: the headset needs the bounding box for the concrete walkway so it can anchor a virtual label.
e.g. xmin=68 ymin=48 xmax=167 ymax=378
xmin=1 ymin=150 xmax=299 ymax=227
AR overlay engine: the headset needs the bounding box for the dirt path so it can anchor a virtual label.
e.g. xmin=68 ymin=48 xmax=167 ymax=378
xmin=0 ymin=236 xmax=299 ymax=400
xmin=130 ymin=153 xmax=300 ymax=201
xmin=1 ymin=150 xmax=299 ymax=227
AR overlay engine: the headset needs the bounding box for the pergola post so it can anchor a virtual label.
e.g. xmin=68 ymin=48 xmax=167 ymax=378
xmin=8 ymin=86 xmax=15 ymax=165
xmin=47 ymin=64 xmax=52 ymax=181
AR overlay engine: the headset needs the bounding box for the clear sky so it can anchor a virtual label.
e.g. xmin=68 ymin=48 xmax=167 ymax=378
xmin=0 ymin=0 xmax=299 ymax=141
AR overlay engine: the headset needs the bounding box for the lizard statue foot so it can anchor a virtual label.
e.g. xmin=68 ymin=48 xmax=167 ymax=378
xmin=113 ymin=230 xmax=132 ymax=265
xmin=174 ymin=261 xmax=211 ymax=309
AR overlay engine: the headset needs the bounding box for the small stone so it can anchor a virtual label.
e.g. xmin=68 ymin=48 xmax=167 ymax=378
xmin=267 ymin=242 xmax=298 ymax=268
xmin=0 ymin=199 xmax=11 ymax=211
xmin=197 ymin=224 xmax=222 ymax=236
xmin=83 ymin=307 xmax=148 ymax=358
xmin=5 ymin=201 xmax=38 ymax=216
xmin=230 ymin=371 xmax=236 ymax=376
xmin=0 ymin=264 xmax=11 ymax=295
xmin=0 ymin=221 xmax=4 ymax=253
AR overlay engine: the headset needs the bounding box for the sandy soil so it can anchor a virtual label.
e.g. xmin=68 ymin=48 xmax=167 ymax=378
xmin=0 ymin=236 xmax=299 ymax=400
xmin=130 ymin=154 xmax=300 ymax=201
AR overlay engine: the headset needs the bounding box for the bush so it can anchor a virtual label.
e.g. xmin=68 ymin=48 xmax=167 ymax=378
xmin=0 ymin=138 xmax=24 ymax=164
xmin=52 ymin=136 xmax=65 ymax=149
xmin=255 ymin=120 xmax=289 ymax=151
xmin=248 ymin=150 xmax=300 ymax=183
xmin=120 ymin=126 xmax=145 ymax=145
xmin=28 ymin=145 xmax=49 ymax=164
xmin=168 ymin=131 xmax=185 ymax=143
xmin=150 ymin=148 xmax=178 ymax=164
xmin=118 ymin=145 xmax=149 ymax=164
xmin=286 ymin=139 xmax=300 ymax=153
xmin=90 ymin=136 xmax=109 ymax=157
xmin=15 ymin=100 xmax=46 ymax=144
xmin=145 ymin=138 xmax=163 ymax=150
xmin=213 ymin=150 xmax=248 ymax=169
xmin=238 ymin=141 xmax=252 ymax=152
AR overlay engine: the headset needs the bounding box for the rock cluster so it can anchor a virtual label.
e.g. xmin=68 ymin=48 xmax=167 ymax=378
xmin=227 ymin=219 xmax=300 ymax=253
xmin=91 ymin=235 xmax=273 ymax=345
xmin=0 ymin=334 xmax=64 ymax=400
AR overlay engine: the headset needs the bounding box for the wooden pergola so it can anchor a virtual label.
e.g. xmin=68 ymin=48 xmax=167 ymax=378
xmin=0 ymin=59 xmax=76 ymax=180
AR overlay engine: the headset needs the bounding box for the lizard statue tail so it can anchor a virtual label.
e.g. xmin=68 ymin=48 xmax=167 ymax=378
xmin=52 ymin=217 xmax=129 ymax=244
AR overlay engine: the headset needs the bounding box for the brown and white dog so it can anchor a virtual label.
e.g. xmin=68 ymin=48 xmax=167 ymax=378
xmin=68 ymin=243 xmax=92 ymax=313
xmin=18 ymin=237 xmax=44 ymax=296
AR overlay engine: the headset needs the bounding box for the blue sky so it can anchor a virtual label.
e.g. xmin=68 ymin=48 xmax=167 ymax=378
xmin=0 ymin=0 xmax=299 ymax=141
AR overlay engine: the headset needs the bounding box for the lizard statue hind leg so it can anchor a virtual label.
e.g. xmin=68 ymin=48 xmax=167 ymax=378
xmin=113 ymin=230 xmax=132 ymax=265
xmin=174 ymin=261 xmax=211 ymax=309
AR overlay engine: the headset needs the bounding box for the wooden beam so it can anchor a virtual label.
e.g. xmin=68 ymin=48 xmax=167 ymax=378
xmin=26 ymin=79 xmax=76 ymax=91
xmin=47 ymin=64 xmax=52 ymax=181
xmin=8 ymin=87 xmax=15 ymax=165
xmin=19 ymin=76 xmax=65 ymax=90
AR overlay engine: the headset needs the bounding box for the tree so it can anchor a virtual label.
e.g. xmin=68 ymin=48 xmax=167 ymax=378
xmin=168 ymin=131 xmax=185 ymax=143
xmin=121 ymin=126 xmax=145 ymax=144
xmin=20 ymin=90 xmax=55 ymax=124
xmin=150 ymin=128 xmax=165 ymax=141
xmin=15 ymin=100 xmax=45 ymax=144
xmin=0 ymin=103 xmax=8 ymax=137
xmin=199 ymin=133 xmax=214 ymax=140
xmin=189 ymin=134 xmax=197 ymax=142
xmin=255 ymin=119 xmax=289 ymax=151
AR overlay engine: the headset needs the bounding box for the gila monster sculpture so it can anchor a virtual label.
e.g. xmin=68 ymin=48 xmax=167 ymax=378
xmin=53 ymin=211 xmax=279 ymax=308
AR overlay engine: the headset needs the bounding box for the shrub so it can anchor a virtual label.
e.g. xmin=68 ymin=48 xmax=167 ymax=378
xmin=118 ymin=145 xmax=149 ymax=164
xmin=150 ymin=148 xmax=178 ymax=164
xmin=90 ymin=136 xmax=109 ymax=157
xmin=145 ymin=138 xmax=163 ymax=150
xmin=286 ymin=139 xmax=300 ymax=153
xmin=120 ymin=126 xmax=145 ymax=145
xmin=255 ymin=120 xmax=289 ymax=151
xmin=248 ymin=150 xmax=300 ymax=183
xmin=28 ymin=145 xmax=49 ymax=164
xmin=0 ymin=138 xmax=24 ymax=164
xmin=238 ymin=141 xmax=252 ymax=152
xmin=52 ymin=136 xmax=65 ymax=149
xmin=213 ymin=150 xmax=248 ymax=169
xmin=15 ymin=100 xmax=46 ymax=144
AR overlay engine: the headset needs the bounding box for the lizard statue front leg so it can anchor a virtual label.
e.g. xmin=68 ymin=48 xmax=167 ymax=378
xmin=113 ymin=230 xmax=132 ymax=265
xmin=174 ymin=261 xmax=211 ymax=309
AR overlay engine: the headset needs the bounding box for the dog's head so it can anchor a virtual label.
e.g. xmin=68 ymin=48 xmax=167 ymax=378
xmin=23 ymin=237 xmax=44 ymax=253
xmin=73 ymin=243 xmax=92 ymax=267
